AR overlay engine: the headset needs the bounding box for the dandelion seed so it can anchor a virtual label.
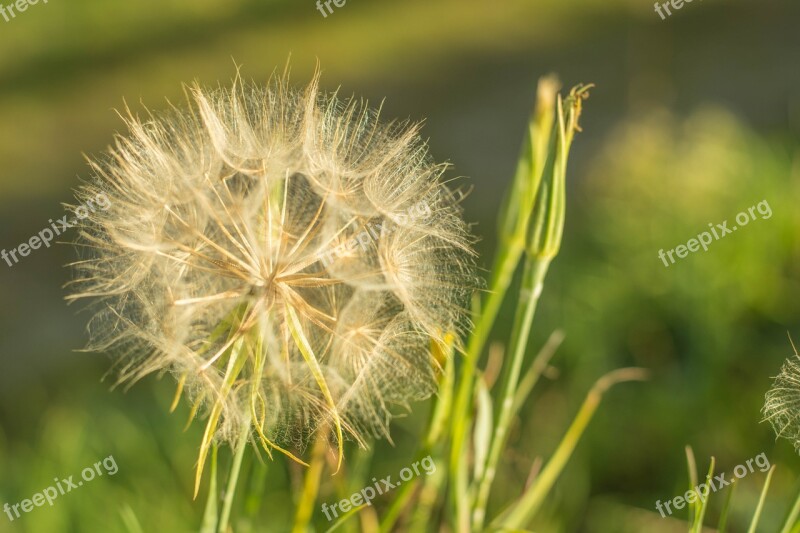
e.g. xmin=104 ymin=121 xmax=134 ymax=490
xmin=67 ymin=72 xmax=478 ymax=486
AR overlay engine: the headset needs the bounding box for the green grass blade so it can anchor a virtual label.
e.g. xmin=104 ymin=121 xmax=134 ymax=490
xmin=748 ymin=465 xmax=777 ymax=533
xmin=718 ymin=477 xmax=737 ymax=533
xmin=511 ymin=329 xmax=564 ymax=416
xmin=119 ymin=504 xmax=146 ymax=533
xmin=692 ymin=457 xmax=715 ymax=533
xmin=685 ymin=445 xmax=699 ymax=522
xmin=324 ymin=504 xmax=368 ymax=533
xmin=200 ymin=445 xmax=219 ymax=533
xmin=780 ymin=483 xmax=800 ymax=533
xmin=493 ymin=368 xmax=648 ymax=529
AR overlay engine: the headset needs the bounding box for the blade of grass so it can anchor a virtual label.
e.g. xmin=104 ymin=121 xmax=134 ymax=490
xmin=336 ymin=448 xmax=374 ymax=533
xmin=324 ymin=504 xmax=369 ymax=533
xmin=510 ymin=329 xmax=564 ymax=416
xmin=684 ymin=446 xmax=698 ymax=525
xmin=692 ymin=457 xmax=715 ymax=533
xmin=218 ymin=420 xmax=251 ymax=533
xmin=718 ymin=476 xmax=737 ymax=533
xmin=780 ymin=483 xmax=800 ymax=533
xmin=244 ymin=457 xmax=268 ymax=519
xmin=119 ymin=503 xmax=146 ymax=533
xmin=471 ymin=259 xmax=546 ymax=530
xmin=409 ymin=458 xmax=447 ymax=532
xmin=492 ymin=368 xmax=648 ymax=530
xmin=747 ymin=465 xmax=777 ymax=533
xmin=200 ymin=445 xmax=219 ymax=533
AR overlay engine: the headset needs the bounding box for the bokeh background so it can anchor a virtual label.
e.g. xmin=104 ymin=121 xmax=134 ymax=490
xmin=1 ymin=0 xmax=799 ymax=531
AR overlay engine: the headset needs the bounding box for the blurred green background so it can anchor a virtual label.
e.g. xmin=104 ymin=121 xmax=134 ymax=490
xmin=1 ymin=0 xmax=799 ymax=531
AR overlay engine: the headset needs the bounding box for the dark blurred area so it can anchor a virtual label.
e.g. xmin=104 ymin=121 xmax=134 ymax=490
xmin=1 ymin=0 xmax=799 ymax=531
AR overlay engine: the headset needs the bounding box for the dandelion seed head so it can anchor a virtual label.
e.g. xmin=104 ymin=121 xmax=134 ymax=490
xmin=763 ymin=341 xmax=800 ymax=453
xmin=69 ymin=73 xmax=478 ymax=458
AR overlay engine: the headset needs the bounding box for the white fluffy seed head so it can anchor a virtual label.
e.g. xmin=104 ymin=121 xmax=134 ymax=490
xmin=68 ymin=73 xmax=479 ymax=456
xmin=763 ymin=341 xmax=800 ymax=453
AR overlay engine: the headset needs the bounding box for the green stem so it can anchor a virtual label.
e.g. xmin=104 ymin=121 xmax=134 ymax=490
xmin=717 ymin=475 xmax=736 ymax=533
xmin=409 ymin=463 xmax=446 ymax=531
xmin=200 ymin=446 xmax=219 ymax=533
xmin=450 ymin=242 xmax=523 ymax=531
xmin=451 ymin=243 xmax=522 ymax=458
xmin=511 ymin=329 xmax=564 ymax=416
xmin=218 ymin=419 xmax=251 ymax=533
xmin=378 ymin=474 xmax=417 ymax=533
xmin=471 ymin=258 xmax=550 ymax=530
xmin=449 ymin=79 xmax=567 ymax=532
xmin=748 ymin=466 xmax=776 ymax=533
xmin=292 ymin=431 xmax=329 ymax=533
xmin=381 ymin=344 xmax=455 ymax=532
xmin=692 ymin=457 xmax=716 ymax=532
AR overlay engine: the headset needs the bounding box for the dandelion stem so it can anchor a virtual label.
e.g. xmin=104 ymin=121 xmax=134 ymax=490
xmin=449 ymin=78 xmax=565 ymax=530
xmin=200 ymin=446 xmax=219 ymax=533
xmin=472 ymin=85 xmax=590 ymax=530
xmin=450 ymin=239 xmax=523 ymax=529
xmin=218 ymin=417 xmax=251 ymax=533
xmin=471 ymin=257 xmax=550 ymax=531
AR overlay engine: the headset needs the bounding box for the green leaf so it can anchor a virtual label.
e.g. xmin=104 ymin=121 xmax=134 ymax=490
xmin=748 ymin=465 xmax=777 ymax=533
